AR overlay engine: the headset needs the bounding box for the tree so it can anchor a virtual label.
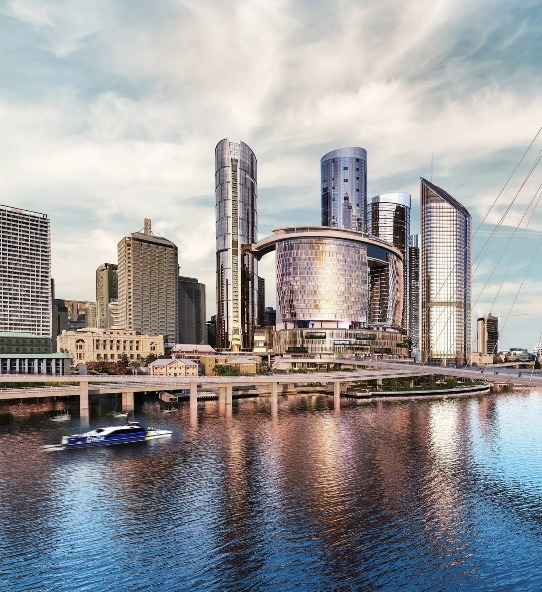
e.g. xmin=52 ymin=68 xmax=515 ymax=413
xmin=129 ymin=361 xmax=141 ymax=375
xmin=145 ymin=353 xmax=158 ymax=365
xmin=214 ymin=364 xmax=240 ymax=376
xmin=119 ymin=352 xmax=130 ymax=367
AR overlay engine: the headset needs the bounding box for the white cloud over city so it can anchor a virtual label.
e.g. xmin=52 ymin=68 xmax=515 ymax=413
xmin=1 ymin=0 xmax=542 ymax=348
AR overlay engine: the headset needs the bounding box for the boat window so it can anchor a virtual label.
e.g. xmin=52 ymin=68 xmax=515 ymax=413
xmin=95 ymin=428 xmax=105 ymax=433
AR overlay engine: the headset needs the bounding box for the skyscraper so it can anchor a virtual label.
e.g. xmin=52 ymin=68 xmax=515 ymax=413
xmin=178 ymin=276 xmax=206 ymax=345
xmin=421 ymin=179 xmax=471 ymax=365
xmin=117 ymin=219 xmax=178 ymax=343
xmin=0 ymin=204 xmax=51 ymax=338
xmin=321 ymin=147 xmax=367 ymax=231
xmin=96 ymin=263 xmax=118 ymax=328
xmin=367 ymin=192 xmax=411 ymax=329
xmin=409 ymin=234 xmax=421 ymax=360
xmin=215 ymin=139 xmax=258 ymax=351
xmin=477 ymin=314 xmax=498 ymax=356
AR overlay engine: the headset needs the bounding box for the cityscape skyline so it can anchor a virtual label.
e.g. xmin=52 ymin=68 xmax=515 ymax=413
xmin=1 ymin=1 xmax=542 ymax=349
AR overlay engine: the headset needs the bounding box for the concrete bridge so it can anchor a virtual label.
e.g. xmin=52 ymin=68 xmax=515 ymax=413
xmin=0 ymin=360 xmax=539 ymax=416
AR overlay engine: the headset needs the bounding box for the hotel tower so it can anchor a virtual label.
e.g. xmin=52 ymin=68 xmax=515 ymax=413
xmin=215 ymin=139 xmax=258 ymax=351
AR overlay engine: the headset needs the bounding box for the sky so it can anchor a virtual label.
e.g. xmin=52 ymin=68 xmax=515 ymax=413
xmin=1 ymin=0 xmax=542 ymax=350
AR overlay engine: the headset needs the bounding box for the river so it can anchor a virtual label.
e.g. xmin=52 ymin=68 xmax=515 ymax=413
xmin=1 ymin=390 xmax=542 ymax=591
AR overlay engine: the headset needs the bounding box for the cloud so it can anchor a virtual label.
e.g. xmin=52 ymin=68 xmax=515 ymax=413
xmin=1 ymin=0 xmax=542 ymax=345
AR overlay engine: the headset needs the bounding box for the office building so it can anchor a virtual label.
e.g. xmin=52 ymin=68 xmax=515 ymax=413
xmin=477 ymin=314 xmax=498 ymax=356
xmin=321 ymin=147 xmax=368 ymax=231
xmin=367 ymin=192 xmax=411 ymax=329
xmin=215 ymin=139 xmax=258 ymax=351
xmin=409 ymin=235 xmax=420 ymax=360
xmin=0 ymin=204 xmax=51 ymax=338
xmin=257 ymin=276 xmax=265 ymax=327
xmin=178 ymin=276 xmax=206 ymax=345
xmin=117 ymin=219 xmax=178 ymax=343
xmin=248 ymin=226 xmax=407 ymax=357
xmin=96 ymin=263 xmax=118 ymax=328
xmin=263 ymin=307 xmax=276 ymax=327
xmin=420 ymin=178 xmax=471 ymax=365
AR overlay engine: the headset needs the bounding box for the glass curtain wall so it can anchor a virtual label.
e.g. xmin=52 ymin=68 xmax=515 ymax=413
xmin=215 ymin=139 xmax=258 ymax=351
xmin=321 ymin=148 xmax=367 ymax=232
xmin=367 ymin=193 xmax=411 ymax=330
xmin=421 ymin=179 xmax=471 ymax=365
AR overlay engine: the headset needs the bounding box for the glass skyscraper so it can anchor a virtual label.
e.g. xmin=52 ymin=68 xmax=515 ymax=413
xmin=215 ymin=139 xmax=258 ymax=351
xmin=421 ymin=179 xmax=471 ymax=365
xmin=321 ymin=147 xmax=367 ymax=231
xmin=367 ymin=192 xmax=411 ymax=329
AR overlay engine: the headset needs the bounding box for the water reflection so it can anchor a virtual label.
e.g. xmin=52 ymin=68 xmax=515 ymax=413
xmin=2 ymin=391 xmax=542 ymax=590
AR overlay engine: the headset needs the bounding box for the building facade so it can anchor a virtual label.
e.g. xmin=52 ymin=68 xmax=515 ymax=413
xmin=215 ymin=139 xmax=258 ymax=351
xmin=421 ymin=178 xmax=471 ymax=365
xmin=96 ymin=263 xmax=118 ymax=328
xmin=321 ymin=147 xmax=368 ymax=231
xmin=408 ymin=235 xmax=421 ymax=360
xmin=57 ymin=328 xmax=164 ymax=365
xmin=0 ymin=205 xmax=51 ymax=338
xmin=178 ymin=276 xmax=206 ymax=345
xmin=148 ymin=358 xmax=198 ymax=377
xmin=249 ymin=226 xmax=407 ymax=358
xmin=117 ymin=219 xmax=178 ymax=343
xmin=477 ymin=314 xmax=499 ymax=356
xmin=367 ymin=192 xmax=411 ymax=330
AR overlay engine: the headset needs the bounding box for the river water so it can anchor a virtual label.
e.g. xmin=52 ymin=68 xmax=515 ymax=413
xmin=1 ymin=390 xmax=542 ymax=591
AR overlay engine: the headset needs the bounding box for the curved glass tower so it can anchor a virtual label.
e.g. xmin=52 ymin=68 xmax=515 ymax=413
xmin=420 ymin=178 xmax=471 ymax=365
xmin=367 ymin=192 xmax=411 ymax=330
xmin=215 ymin=139 xmax=258 ymax=351
xmin=321 ymin=147 xmax=367 ymax=231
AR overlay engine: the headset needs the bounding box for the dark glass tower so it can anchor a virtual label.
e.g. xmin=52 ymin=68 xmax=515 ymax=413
xmin=215 ymin=139 xmax=258 ymax=351
xmin=367 ymin=192 xmax=411 ymax=330
xmin=321 ymin=147 xmax=367 ymax=231
xmin=178 ymin=276 xmax=206 ymax=345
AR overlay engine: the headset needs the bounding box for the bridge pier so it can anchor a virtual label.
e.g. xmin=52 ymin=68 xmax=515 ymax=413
xmin=80 ymin=381 xmax=89 ymax=413
xmin=190 ymin=381 xmax=198 ymax=407
xmin=270 ymin=381 xmax=278 ymax=417
xmin=122 ymin=391 xmax=134 ymax=412
xmin=334 ymin=381 xmax=341 ymax=409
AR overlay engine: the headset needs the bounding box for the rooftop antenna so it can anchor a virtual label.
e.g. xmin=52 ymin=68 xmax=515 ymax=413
xmin=431 ymin=152 xmax=434 ymax=182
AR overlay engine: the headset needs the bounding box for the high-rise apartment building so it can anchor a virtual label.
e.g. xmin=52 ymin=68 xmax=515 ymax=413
xmin=421 ymin=179 xmax=471 ymax=365
xmin=117 ymin=219 xmax=178 ymax=343
xmin=367 ymin=192 xmax=411 ymax=329
xmin=321 ymin=147 xmax=367 ymax=231
xmin=178 ymin=276 xmax=206 ymax=345
xmin=257 ymin=276 xmax=265 ymax=328
xmin=215 ymin=139 xmax=258 ymax=351
xmin=96 ymin=263 xmax=118 ymax=328
xmin=0 ymin=205 xmax=51 ymax=338
xmin=477 ymin=314 xmax=498 ymax=356
xmin=409 ymin=234 xmax=421 ymax=360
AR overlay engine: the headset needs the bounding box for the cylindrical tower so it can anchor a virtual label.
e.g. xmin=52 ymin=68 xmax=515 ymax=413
xmin=367 ymin=192 xmax=411 ymax=330
xmin=321 ymin=147 xmax=367 ymax=232
xmin=215 ymin=139 xmax=258 ymax=351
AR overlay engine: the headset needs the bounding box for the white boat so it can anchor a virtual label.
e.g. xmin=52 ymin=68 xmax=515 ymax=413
xmin=50 ymin=411 xmax=71 ymax=422
xmin=107 ymin=411 xmax=128 ymax=418
xmin=43 ymin=421 xmax=172 ymax=451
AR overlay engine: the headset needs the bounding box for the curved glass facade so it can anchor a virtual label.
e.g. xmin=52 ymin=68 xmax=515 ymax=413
xmin=367 ymin=192 xmax=411 ymax=329
xmin=420 ymin=179 xmax=471 ymax=365
xmin=321 ymin=148 xmax=367 ymax=232
xmin=251 ymin=227 xmax=403 ymax=330
xmin=276 ymin=237 xmax=369 ymax=322
xmin=215 ymin=139 xmax=257 ymax=351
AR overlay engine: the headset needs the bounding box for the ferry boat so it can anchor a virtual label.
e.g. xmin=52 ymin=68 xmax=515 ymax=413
xmin=43 ymin=421 xmax=172 ymax=451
